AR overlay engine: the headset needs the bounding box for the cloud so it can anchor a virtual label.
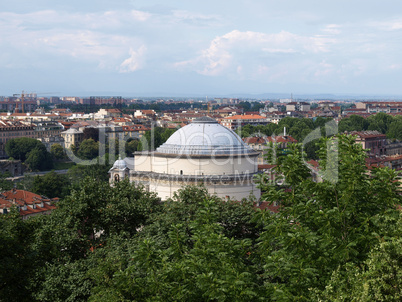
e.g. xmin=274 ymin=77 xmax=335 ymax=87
xmin=175 ymin=30 xmax=336 ymax=76
xmin=0 ymin=10 xmax=149 ymax=70
xmin=130 ymin=10 xmax=152 ymax=22
xmin=321 ymin=24 xmax=342 ymax=35
xmin=119 ymin=46 xmax=147 ymax=73
xmin=170 ymin=10 xmax=223 ymax=27
xmin=371 ymin=19 xmax=402 ymax=31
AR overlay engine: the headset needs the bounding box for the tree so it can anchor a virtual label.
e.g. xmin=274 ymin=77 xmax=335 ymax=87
xmin=387 ymin=119 xmax=402 ymax=140
xmin=317 ymin=232 xmax=402 ymax=301
xmin=27 ymin=177 xmax=161 ymax=301
xmin=89 ymin=191 xmax=261 ymax=301
xmin=139 ymin=127 xmax=177 ymax=151
xmin=50 ymin=143 xmax=66 ymax=160
xmin=255 ymin=135 xmax=401 ymax=300
xmin=67 ymin=159 xmax=111 ymax=188
xmin=25 ymin=145 xmax=54 ymax=171
xmin=83 ymin=127 xmax=100 ymax=142
xmin=125 ymin=139 xmax=139 ymax=156
xmin=367 ymin=112 xmax=394 ymax=134
xmin=77 ymin=139 xmax=99 ymax=160
xmin=1 ymin=133 xmax=401 ymax=302
xmin=5 ymin=137 xmax=44 ymax=162
xmin=338 ymin=114 xmax=370 ymax=132
xmin=31 ymin=171 xmax=71 ymax=198
xmin=0 ymin=209 xmax=38 ymax=302
xmin=0 ymin=172 xmax=14 ymax=191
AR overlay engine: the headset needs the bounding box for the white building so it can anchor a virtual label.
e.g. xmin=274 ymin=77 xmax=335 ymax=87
xmin=109 ymin=117 xmax=261 ymax=201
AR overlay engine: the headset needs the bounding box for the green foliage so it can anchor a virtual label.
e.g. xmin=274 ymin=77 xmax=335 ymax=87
xmin=5 ymin=137 xmax=44 ymax=162
xmin=236 ymin=117 xmax=334 ymax=159
xmin=31 ymin=171 xmax=71 ymax=198
xmin=77 ymin=139 xmax=99 ymax=160
xmin=33 ymin=260 xmax=93 ymax=302
xmin=5 ymin=137 xmax=54 ymax=171
xmin=25 ymin=145 xmax=54 ymax=171
xmin=0 ymin=172 xmax=14 ymax=191
xmin=50 ymin=143 xmax=66 ymax=160
xmin=256 ymin=134 xmax=402 ymax=300
xmin=317 ymin=212 xmax=402 ymax=301
xmin=125 ymin=138 xmax=140 ymax=156
xmin=0 ymin=210 xmax=38 ymax=302
xmin=387 ymin=117 xmax=402 ymax=140
xmin=27 ymin=178 xmax=160 ymax=301
xmin=0 ymin=134 xmax=401 ymax=301
xmin=338 ymin=114 xmax=370 ymax=132
xmin=139 ymin=127 xmax=177 ymax=151
xmin=339 ymin=113 xmax=402 ymax=139
xmin=91 ymin=197 xmax=260 ymax=301
xmin=67 ymin=159 xmax=111 ymax=188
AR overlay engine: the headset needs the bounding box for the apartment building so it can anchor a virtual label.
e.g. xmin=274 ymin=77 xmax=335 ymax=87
xmin=220 ymin=114 xmax=269 ymax=130
xmin=350 ymin=130 xmax=387 ymax=157
xmin=0 ymin=121 xmax=35 ymax=158
xmin=286 ymin=102 xmax=311 ymax=112
xmin=356 ymin=101 xmax=402 ymax=114
xmin=61 ymin=128 xmax=84 ymax=149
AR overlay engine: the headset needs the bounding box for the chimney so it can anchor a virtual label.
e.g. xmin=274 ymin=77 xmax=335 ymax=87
xmin=284 ymin=127 xmax=287 ymax=137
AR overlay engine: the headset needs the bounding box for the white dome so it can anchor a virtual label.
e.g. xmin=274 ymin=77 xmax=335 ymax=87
xmin=155 ymin=117 xmax=255 ymax=155
xmin=112 ymin=158 xmax=128 ymax=170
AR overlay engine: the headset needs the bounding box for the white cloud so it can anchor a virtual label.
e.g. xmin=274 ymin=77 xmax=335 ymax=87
xmin=176 ymin=30 xmax=336 ymax=76
xmin=0 ymin=10 xmax=149 ymax=71
xmin=130 ymin=10 xmax=152 ymax=22
xmin=371 ymin=19 xmax=402 ymax=31
xmin=170 ymin=10 xmax=223 ymax=27
xmin=119 ymin=46 xmax=147 ymax=73
xmin=322 ymin=24 xmax=342 ymax=35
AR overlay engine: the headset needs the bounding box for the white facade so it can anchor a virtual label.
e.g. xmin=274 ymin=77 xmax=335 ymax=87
xmin=109 ymin=117 xmax=261 ymax=201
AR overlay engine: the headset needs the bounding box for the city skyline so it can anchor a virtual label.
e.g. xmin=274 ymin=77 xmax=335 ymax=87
xmin=2 ymin=1 xmax=402 ymax=97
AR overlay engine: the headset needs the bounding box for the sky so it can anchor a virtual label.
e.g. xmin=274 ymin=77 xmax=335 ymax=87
xmin=1 ymin=0 xmax=402 ymax=97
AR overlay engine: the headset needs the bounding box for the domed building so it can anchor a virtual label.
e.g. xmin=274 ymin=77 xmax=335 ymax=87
xmin=109 ymin=117 xmax=261 ymax=201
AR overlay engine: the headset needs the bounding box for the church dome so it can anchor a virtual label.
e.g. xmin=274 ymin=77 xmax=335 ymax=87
xmin=111 ymin=157 xmax=128 ymax=170
xmin=155 ymin=117 xmax=255 ymax=155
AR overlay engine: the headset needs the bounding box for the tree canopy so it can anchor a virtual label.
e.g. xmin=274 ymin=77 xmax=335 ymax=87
xmin=5 ymin=137 xmax=54 ymax=171
xmin=50 ymin=143 xmax=66 ymax=160
xmin=0 ymin=134 xmax=401 ymax=301
xmin=339 ymin=113 xmax=402 ymax=139
xmin=76 ymin=138 xmax=99 ymax=160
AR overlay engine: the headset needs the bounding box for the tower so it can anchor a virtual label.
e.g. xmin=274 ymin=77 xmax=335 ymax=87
xmin=108 ymin=157 xmax=129 ymax=184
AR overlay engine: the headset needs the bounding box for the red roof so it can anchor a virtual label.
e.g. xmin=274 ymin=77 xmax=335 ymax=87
xmin=266 ymin=135 xmax=298 ymax=143
xmin=105 ymin=109 xmax=122 ymax=113
xmin=141 ymin=110 xmax=156 ymax=115
xmin=1 ymin=189 xmax=58 ymax=204
xmin=122 ymin=124 xmax=150 ymax=131
xmin=306 ymin=159 xmax=320 ymax=169
xmin=258 ymin=164 xmax=276 ymax=170
xmin=243 ymin=137 xmax=267 ymax=144
xmin=0 ymin=189 xmax=58 ymax=218
xmin=350 ymin=131 xmax=386 ymax=139
xmin=224 ymin=114 xmax=266 ymax=120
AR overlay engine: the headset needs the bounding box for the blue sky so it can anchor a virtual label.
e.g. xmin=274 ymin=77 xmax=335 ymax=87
xmin=1 ymin=0 xmax=402 ymax=97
